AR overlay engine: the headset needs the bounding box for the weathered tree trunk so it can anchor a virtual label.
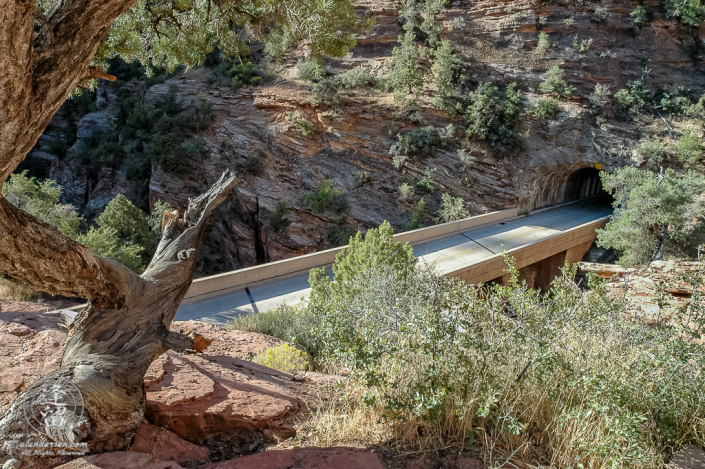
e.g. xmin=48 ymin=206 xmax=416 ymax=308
xmin=0 ymin=172 xmax=237 ymax=467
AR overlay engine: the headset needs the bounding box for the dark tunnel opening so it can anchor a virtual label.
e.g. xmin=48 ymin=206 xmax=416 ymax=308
xmin=563 ymin=167 xmax=611 ymax=206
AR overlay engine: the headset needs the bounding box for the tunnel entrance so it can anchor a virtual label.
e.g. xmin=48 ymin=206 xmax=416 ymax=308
xmin=562 ymin=167 xmax=610 ymax=205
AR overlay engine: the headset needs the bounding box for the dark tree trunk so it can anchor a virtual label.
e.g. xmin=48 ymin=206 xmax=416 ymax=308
xmin=0 ymin=2 xmax=239 ymax=466
xmin=0 ymin=172 xmax=237 ymax=467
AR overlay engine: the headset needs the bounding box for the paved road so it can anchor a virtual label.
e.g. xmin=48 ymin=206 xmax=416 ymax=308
xmin=175 ymin=200 xmax=612 ymax=325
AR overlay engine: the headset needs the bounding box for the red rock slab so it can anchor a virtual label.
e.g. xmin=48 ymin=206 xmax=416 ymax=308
xmin=172 ymin=320 xmax=284 ymax=360
xmin=145 ymin=351 xmax=303 ymax=442
xmin=15 ymin=329 xmax=66 ymax=371
xmin=55 ymin=451 xmax=183 ymax=469
xmin=130 ymin=421 xmax=211 ymax=466
xmin=200 ymin=447 xmax=385 ymax=469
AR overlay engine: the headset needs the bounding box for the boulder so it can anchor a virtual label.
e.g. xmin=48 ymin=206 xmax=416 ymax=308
xmin=172 ymin=320 xmax=284 ymax=359
xmin=144 ymin=351 xmax=306 ymax=454
xmin=199 ymin=447 xmax=385 ymax=469
xmin=130 ymin=421 xmax=210 ymax=466
xmin=55 ymin=452 xmax=182 ymax=469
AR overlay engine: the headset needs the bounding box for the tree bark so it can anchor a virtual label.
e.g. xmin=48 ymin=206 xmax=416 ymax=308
xmin=0 ymin=171 xmax=237 ymax=468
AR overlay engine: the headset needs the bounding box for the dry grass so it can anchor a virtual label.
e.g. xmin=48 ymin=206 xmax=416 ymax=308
xmin=0 ymin=276 xmax=37 ymax=302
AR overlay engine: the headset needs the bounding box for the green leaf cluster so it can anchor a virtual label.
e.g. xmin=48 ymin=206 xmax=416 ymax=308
xmin=597 ymin=166 xmax=705 ymax=265
xmin=1 ymin=171 xmax=82 ymax=238
xmin=538 ymin=66 xmax=576 ymax=98
xmin=464 ymin=82 xmax=524 ymax=157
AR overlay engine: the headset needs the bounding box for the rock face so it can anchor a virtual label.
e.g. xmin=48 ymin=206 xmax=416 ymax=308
xmin=27 ymin=0 xmax=705 ymax=275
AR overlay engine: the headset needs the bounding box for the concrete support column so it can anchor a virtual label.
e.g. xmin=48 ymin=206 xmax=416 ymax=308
xmin=565 ymin=239 xmax=596 ymax=265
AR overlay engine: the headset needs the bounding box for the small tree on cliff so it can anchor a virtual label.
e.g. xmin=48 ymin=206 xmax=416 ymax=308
xmin=0 ymin=0 xmax=365 ymax=465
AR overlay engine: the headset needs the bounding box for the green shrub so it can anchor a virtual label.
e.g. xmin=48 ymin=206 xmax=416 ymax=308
xmin=537 ymin=32 xmax=550 ymax=50
xmin=593 ymin=6 xmax=609 ymax=22
xmin=408 ymin=197 xmax=427 ymax=229
xmin=398 ymin=183 xmax=414 ymax=202
xmin=670 ymin=129 xmax=703 ymax=165
xmin=389 ymin=126 xmax=443 ymax=163
xmin=305 ymin=180 xmax=348 ymax=215
xmin=464 ymin=82 xmax=524 ymax=157
xmin=286 ymin=111 xmax=316 ymax=136
xmin=311 ymin=67 xmax=376 ymax=106
xmin=244 ymin=154 xmax=264 ymax=174
xmin=457 ymin=148 xmax=477 ymax=167
xmin=262 ymin=201 xmax=292 ymax=233
xmin=296 ymin=58 xmax=325 ymax=81
xmin=304 ymin=226 xmax=705 ymax=467
xmin=631 ymin=6 xmax=647 ymax=26
xmin=431 ymin=40 xmax=458 ymax=114
xmin=231 ymin=305 xmax=322 ymax=360
xmin=1 ymin=171 xmax=82 ymax=238
xmin=77 ymin=226 xmax=145 ymax=273
xmin=416 ymin=167 xmax=436 ymax=192
xmin=437 ymin=193 xmax=470 ymax=223
xmin=538 ymin=66 xmax=575 ymax=98
xmin=328 ymin=223 xmax=357 ymax=247
xmin=230 ymin=61 xmax=263 ymax=89
xmin=531 ymin=98 xmax=559 ymax=119
xmin=387 ymin=30 xmax=425 ymax=103
xmin=637 ymin=138 xmax=665 ymax=165
xmin=355 ymin=170 xmax=370 ymax=187
xmin=664 ymin=0 xmax=705 ymax=25
xmin=615 ymin=79 xmax=652 ymax=115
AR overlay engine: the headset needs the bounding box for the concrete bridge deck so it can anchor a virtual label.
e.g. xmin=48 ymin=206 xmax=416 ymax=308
xmin=175 ymin=199 xmax=611 ymax=325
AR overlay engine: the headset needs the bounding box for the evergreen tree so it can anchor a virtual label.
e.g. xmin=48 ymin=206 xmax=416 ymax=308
xmin=597 ymin=167 xmax=705 ymax=265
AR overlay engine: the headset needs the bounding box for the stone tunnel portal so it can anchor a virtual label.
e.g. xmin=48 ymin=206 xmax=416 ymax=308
xmin=562 ymin=167 xmax=609 ymax=204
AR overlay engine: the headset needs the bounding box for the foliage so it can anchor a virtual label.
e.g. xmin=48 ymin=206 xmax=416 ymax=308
xmin=416 ymin=167 xmax=436 ymax=192
xmin=355 ymin=170 xmax=370 ymax=187
xmin=253 ymin=343 xmax=309 ymax=373
xmin=388 ymin=30 xmax=425 ymax=103
xmin=262 ymin=202 xmax=292 ymax=233
xmin=631 ymin=6 xmax=648 ymax=26
xmin=297 ymin=230 xmax=705 ymax=467
xmin=389 ymin=126 xmax=443 ymax=167
xmin=589 ymin=84 xmax=611 ymax=104
xmin=593 ymin=6 xmax=609 ymax=22
xmin=244 ymin=154 xmax=264 ymax=174
xmin=398 ymin=182 xmax=415 ymax=201
xmin=87 ymin=0 xmax=368 ymax=75
xmin=597 ymin=166 xmax=705 ymax=265
xmin=286 ymin=111 xmax=316 ymax=136
xmin=564 ymin=17 xmax=575 ymax=27
xmin=664 ymin=0 xmax=705 ymax=25
xmin=538 ymin=66 xmax=575 ymax=98
xmin=305 ymin=180 xmax=348 ymax=215
xmin=296 ymin=58 xmax=326 ymax=81
xmin=431 ymin=41 xmax=458 ymax=113
xmin=669 ymin=129 xmax=703 ymax=165
xmin=77 ymin=226 xmax=145 ymax=273
xmin=637 ymin=139 xmax=665 ymax=165
xmin=309 ymin=221 xmax=416 ymax=305
xmin=1 ymin=171 xmax=82 ymax=238
xmin=530 ymin=98 xmax=560 ymax=119
xmin=437 ymin=193 xmax=470 ymax=223
xmin=408 ymin=197 xmax=427 ymax=229
xmin=457 ymin=148 xmax=477 ymax=167
xmin=464 ymin=82 xmax=524 ymax=157
xmin=208 ymin=58 xmax=263 ymax=89
xmin=615 ymin=79 xmax=652 ymax=115
xmin=686 ymin=94 xmax=705 ymax=122
xmin=537 ymin=32 xmax=550 ymax=50
xmin=231 ymin=306 xmax=321 ymax=360
xmin=310 ymin=67 xmax=377 ymax=106
xmin=328 ymin=223 xmax=357 ymax=247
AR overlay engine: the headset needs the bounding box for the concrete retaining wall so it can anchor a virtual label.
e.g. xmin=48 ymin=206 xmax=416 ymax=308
xmin=183 ymin=208 xmax=520 ymax=302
